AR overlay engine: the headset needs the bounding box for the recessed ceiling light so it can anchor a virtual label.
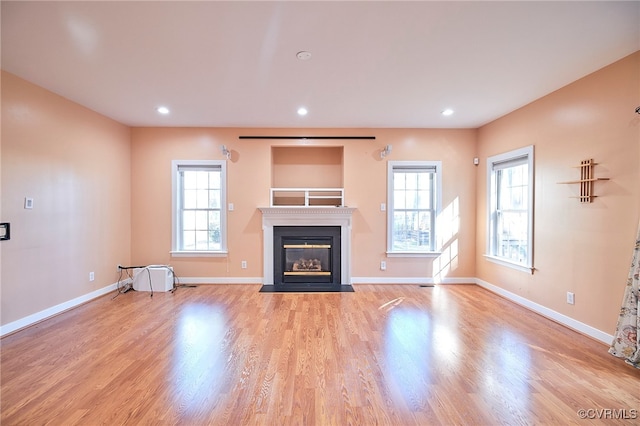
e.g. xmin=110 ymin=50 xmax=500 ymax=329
xmin=297 ymin=107 xmax=308 ymax=116
xmin=441 ymin=108 xmax=454 ymax=116
xmin=296 ymin=51 xmax=312 ymax=61
xmin=156 ymin=106 xmax=170 ymax=115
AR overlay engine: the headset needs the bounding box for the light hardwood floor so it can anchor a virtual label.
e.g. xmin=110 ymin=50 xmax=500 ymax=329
xmin=1 ymin=284 xmax=639 ymax=425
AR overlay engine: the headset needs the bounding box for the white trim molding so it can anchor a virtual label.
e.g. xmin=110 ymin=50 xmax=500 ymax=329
xmin=484 ymin=255 xmax=535 ymax=274
xmin=171 ymin=160 xmax=228 ymax=255
xmin=475 ymin=278 xmax=613 ymax=344
xmin=486 ymin=145 xmax=535 ymax=272
xmin=259 ymin=207 xmax=356 ymax=285
xmin=0 ymin=280 xmax=125 ymax=337
xmin=387 ymin=160 xmax=443 ymax=254
xmin=177 ymin=277 xmax=263 ymax=285
xmin=351 ymin=276 xmax=475 ymax=285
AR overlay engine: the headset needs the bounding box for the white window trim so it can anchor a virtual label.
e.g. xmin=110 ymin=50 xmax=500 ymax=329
xmin=387 ymin=160 xmax=442 ymax=256
xmin=171 ymin=160 xmax=228 ymax=257
xmin=485 ymin=145 xmax=534 ymax=273
xmin=483 ymin=254 xmax=534 ymax=274
xmin=386 ymin=251 xmax=442 ymax=258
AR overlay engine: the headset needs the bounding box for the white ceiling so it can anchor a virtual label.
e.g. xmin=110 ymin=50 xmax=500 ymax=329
xmin=2 ymin=1 xmax=639 ymax=129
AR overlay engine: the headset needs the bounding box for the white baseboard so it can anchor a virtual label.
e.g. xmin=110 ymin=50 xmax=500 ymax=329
xmin=0 ymin=280 xmax=127 ymax=337
xmin=183 ymin=276 xmax=474 ymax=285
xmin=177 ymin=277 xmax=263 ymax=285
xmin=475 ymin=278 xmax=614 ymax=345
xmin=351 ymin=276 xmax=475 ymax=285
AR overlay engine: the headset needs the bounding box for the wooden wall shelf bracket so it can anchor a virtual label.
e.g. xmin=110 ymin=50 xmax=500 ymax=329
xmin=557 ymin=159 xmax=609 ymax=203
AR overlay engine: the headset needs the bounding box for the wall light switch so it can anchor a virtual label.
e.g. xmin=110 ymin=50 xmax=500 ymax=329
xmin=380 ymin=203 xmax=386 ymax=211
xmin=24 ymin=197 xmax=34 ymax=209
xmin=228 ymin=203 xmax=234 ymax=211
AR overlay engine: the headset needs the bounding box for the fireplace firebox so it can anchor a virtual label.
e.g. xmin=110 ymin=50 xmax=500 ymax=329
xmin=273 ymin=226 xmax=341 ymax=291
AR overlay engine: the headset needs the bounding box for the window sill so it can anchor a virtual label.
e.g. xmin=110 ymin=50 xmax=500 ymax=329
xmin=170 ymin=250 xmax=228 ymax=258
xmin=484 ymin=255 xmax=534 ymax=274
xmin=386 ymin=251 xmax=442 ymax=258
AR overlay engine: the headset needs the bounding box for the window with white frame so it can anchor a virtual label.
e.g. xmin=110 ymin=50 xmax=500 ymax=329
xmin=387 ymin=161 xmax=442 ymax=254
xmin=172 ymin=160 xmax=227 ymax=256
xmin=486 ymin=146 xmax=534 ymax=271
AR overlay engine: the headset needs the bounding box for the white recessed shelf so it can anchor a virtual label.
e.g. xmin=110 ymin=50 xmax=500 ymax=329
xmin=270 ymin=188 xmax=344 ymax=207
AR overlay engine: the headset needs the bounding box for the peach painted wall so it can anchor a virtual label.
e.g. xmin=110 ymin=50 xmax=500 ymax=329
xmin=476 ymin=52 xmax=640 ymax=335
xmin=1 ymin=71 xmax=131 ymax=326
xmin=130 ymin=127 xmax=477 ymax=281
xmin=272 ymin=146 xmax=343 ymax=188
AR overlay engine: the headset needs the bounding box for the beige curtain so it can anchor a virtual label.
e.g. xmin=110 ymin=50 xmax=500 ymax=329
xmin=609 ymin=219 xmax=640 ymax=368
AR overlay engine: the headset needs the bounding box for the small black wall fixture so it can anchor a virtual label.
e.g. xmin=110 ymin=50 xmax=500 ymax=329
xmin=0 ymin=223 xmax=10 ymax=241
xmin=635 ymin=106 xmax=640 ymax=114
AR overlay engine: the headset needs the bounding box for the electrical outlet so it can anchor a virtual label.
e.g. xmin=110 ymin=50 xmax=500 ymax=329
xmin=241 ymin=260 xmax=247 ymax=269
xmin=380 ymin=260 xmax=386 ymax=271
xmin=89 ymin=272 xmax=95 ymax=282
xmin=567 ymin=292 xmax=575 ymax=305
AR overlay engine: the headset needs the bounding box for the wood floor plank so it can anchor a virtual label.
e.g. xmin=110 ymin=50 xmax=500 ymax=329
xmin=2 ymin=284 xmax=639 ymax=425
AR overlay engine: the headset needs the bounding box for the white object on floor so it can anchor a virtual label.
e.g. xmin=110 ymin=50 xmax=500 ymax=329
xmin=132 ymin=266 xmax=174 ymax=292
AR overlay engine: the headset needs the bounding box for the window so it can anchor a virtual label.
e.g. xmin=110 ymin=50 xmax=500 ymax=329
xmin=486 ymin=146 xmax=534 ymax=271
xmin=387 ymin=161 xmax=442 ymax=254
xmin=172 ymin=160 xmax=227 ymax=256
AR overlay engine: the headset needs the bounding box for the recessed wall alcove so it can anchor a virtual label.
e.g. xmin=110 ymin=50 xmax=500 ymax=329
xmin=261 ymin=146 xmax=353 ymax=286
xmin=271 ymin=146 xmax=343 ymax=189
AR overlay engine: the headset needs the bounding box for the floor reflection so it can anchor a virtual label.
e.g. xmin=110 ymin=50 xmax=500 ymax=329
xmin=433 ymin=322 xmax=461 ymax=365
xmin=171 ymin=303 xmax=229 ymax=414
xmin=384 ymin=307 xmax=433 ymax=406
xmin=480 ymin=328 xmax=532 ymax=414
xmin=424 ymin=287 xmax=462 ymax=367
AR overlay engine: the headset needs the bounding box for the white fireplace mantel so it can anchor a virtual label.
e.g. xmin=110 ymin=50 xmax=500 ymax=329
xmin=259 ymin=207 xmax=356 ymax=285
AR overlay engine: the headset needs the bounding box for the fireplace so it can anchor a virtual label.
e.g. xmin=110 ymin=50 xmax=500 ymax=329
xmin=259 ymin=207 xmax=355 ymax=287
xmin=274 ymin=226 xmax=341 ymax=290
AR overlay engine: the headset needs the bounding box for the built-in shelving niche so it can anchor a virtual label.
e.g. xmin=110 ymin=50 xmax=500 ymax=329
xmin=271 ymin=146 xmax=344 ymax=207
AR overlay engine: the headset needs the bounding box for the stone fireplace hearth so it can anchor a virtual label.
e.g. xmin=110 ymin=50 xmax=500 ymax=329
xmin=259 ymin=207 xmax=355 ymax=286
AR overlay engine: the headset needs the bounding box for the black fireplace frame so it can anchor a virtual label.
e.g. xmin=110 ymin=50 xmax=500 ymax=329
xmin=273 ymin=226 xmax=341 ymax=291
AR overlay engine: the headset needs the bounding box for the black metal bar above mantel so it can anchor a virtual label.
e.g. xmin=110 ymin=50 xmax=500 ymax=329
xmin=238 ymin=136 xmax=375 ymax=140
